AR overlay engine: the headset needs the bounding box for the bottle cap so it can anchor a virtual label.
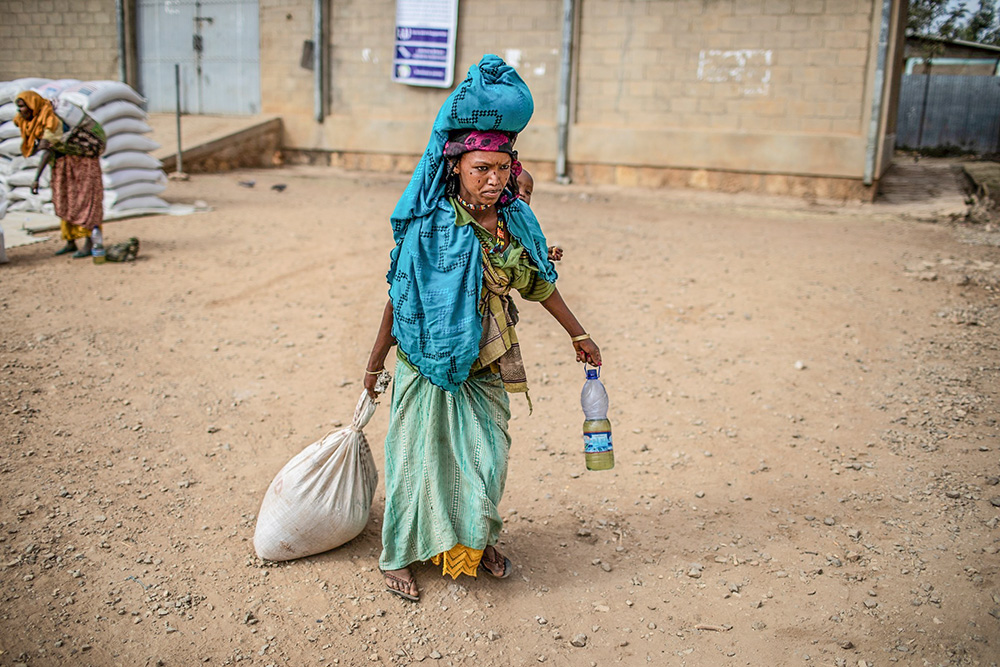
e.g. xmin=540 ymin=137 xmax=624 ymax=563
xmin=585 ymin=368 xmax=599 ymax=380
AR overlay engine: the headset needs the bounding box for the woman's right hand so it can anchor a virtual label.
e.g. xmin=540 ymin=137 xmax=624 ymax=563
xmin=30 ymin=180 xmax=39 ymax=195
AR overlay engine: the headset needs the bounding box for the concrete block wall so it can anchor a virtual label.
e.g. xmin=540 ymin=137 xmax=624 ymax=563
xmin=576 ymin=0 xmax=873 ymax=134
xmin=272 ymin=0 xmax=904 ymax=199
xmin=278 ymin=0 xmax=565 ymax=161
xmin=0 ymin=0 xmax=903 ymax=199
xmin=259 ymin=1 xmax=315 ymax=120
xmin=0 ymin=0 xmax=120 ymax=81
xmin=570 ymin=0 xmax=882 ymax=181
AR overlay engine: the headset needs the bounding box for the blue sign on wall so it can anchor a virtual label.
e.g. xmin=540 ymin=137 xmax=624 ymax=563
xmin=393 ymin=1 xmax=458 ymax=88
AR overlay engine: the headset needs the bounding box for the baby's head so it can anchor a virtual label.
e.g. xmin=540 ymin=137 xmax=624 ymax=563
xmin=517 ymin=169 xmax=534 ymax=205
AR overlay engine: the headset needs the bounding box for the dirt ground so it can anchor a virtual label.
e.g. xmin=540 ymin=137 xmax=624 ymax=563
xmin=2 ymin=166 xmax=1000 ymax=667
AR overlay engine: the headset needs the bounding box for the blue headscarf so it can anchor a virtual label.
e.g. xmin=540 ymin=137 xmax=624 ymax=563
xmin=387 ymin=55 xmax=557 ymax=392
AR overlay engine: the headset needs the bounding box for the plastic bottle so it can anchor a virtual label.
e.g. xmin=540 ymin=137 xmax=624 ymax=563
xmin=91 ymin=228 xmax=105 ymax=264
xmin=581 ymin=366 xmax=614 ymax=471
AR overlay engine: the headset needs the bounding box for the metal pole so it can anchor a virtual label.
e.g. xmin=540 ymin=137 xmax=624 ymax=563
xmin=175 ymin=63 xmax=184 ymax=175
xmin=116 ymin=0 xmax=127 ymax=82
xmin=863 ymin=0 xmax=892 ymax=186
xmin=995 ymin=57 xmax=1000 ymax=154
xmin=314 ymin=0 xmax=325 ymax=123
xmin=916 ymin=62 xmax=932 ymax=150
xmin=555 ymin=0 xmax=575 ymax=184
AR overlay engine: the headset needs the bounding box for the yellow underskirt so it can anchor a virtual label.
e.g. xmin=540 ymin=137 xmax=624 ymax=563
xmin=61 ymin=220 xmax=99 ymax=241
xmin=431 ymin=544 xmax=483 ymax=579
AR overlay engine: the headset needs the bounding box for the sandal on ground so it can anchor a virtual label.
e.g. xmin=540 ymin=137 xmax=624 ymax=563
xmin=478 ymin=546 xmax=512 ymax=579
xmin=381 ymin=568 xmax=419 ymax=602
xmin=54 ymin=243 xmax=77 ymax=256
xmin=72 ymin=249 xmax=91 ymax=259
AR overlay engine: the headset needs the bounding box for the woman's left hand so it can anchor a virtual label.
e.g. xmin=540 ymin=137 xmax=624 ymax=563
xmin=574 ymin=338 xmax=601 ymax=366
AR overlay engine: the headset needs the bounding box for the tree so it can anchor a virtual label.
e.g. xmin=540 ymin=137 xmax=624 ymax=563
xmin=954 ymin=2 xmax=1000 ymax=43
xmin=908 ymin=0 xmax=970 ymax=37
xmin=908 ymin=0 xmax=1000 ymax=46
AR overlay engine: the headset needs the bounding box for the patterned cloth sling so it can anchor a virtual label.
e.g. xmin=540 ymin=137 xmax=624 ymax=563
xmin=474 ymin=237 xmax=529 ymax=398
xmin=54 ymin=116 xmax=106 ymax=158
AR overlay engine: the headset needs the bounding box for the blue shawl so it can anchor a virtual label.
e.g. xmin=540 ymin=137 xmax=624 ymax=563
xmin=387 ymin=55 xmax=557 ymax=392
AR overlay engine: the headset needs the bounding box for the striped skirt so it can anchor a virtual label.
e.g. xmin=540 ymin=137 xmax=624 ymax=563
xmin=379 ymin=355 xmax=511 ymax=577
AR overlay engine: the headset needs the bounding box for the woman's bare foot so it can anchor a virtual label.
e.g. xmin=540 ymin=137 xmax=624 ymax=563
xmin=382 ymin=567 xmax=419 ymax=601
xmin=479 ymin=545 xmax=511 ymax=578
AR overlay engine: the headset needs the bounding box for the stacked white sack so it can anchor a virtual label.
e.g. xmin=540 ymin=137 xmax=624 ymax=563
xmin=0 ymin=78 xmax=55 ymax=216
xmin=59 ymin=81 xmax=168 ymax=214
xmin=0 ymin=186 xmax=6 ymax=263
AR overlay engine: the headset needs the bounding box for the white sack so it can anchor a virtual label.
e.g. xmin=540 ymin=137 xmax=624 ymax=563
xmin=53 ymin=99 xmax=86 ymax=129
xmin=101 ymin=151 xmax=162 ymax=172
xmin=89 ymin=100 xmax=146 ymax=126
xmin=0 ymin=121 xmax=19 ymax=140
xmin=32 ymin=79 xmax=81 ymax=101
xmin=102 ymin=117 xmax=153 ymax=137
xmin=0 ymin=137 xmax=22 ymax=157
xmin=107 ymin=195 xmax=168 ymax=211
xmin=0 ymin=103 xmax=16 ymax=123
xmin=104 ymin=180 xmax=166 ymax=207
xmin=253 ymin=374 xmax=390 ymax=562
xmin=58 ymin=80 xmax=145 ymax=110
xmin=9 ymin=200 xmax=54 ymax=216
xmin=7 ymin=190 xmax=53 ymax=214
xmin=0 ymin=155 xmax=41 ymax=176
xmin=102 ymin=167 xmax=165 ymax=190
xmin=0 ymin=189 xmax=7 ymax=259
xmin=8 ymin=185 xmax=51 ymax=202
xmin=104 ymin=133 xmax=160 ymax=156
xmin=7 ymin=169 xmax=49 ymax=188
xmin=0 ymin=79 xmax=50 ymax=104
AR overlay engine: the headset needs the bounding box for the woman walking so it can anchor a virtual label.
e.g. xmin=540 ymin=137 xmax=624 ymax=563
xmin=363 ymin=55 xmax=601 ymax=601
xmin=14 ymin=91 xmax=106 ymax=258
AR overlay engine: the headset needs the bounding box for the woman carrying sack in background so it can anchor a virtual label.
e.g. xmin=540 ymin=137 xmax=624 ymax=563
xmin=14 ymin=91 xmax=122 ymax=259
xmin=363 ymin=55 xmax=601 ymax=602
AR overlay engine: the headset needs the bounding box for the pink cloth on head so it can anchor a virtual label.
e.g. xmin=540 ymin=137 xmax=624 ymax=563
xmin=443 ymin=130 xmax=516 ymax=157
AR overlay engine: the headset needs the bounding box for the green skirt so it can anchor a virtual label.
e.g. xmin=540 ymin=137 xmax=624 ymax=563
xmin=379 ymin=355 xmax=511 ymax=571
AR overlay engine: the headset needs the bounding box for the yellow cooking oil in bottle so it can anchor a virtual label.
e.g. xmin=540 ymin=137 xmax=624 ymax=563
xmin=581 ymin=366 xmax=614 ymax=471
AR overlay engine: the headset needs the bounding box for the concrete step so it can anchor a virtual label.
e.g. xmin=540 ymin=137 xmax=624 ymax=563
xmin=147 ymin=113 xmax=283 ymax=174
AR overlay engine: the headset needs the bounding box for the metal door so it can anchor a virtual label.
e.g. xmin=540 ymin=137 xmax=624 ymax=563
xmin=137 ymin=0 xmax=261 ymax=115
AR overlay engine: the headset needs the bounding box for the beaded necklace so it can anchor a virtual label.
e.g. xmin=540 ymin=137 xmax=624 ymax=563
xmin=456 ymin=193 xmax=491 ymax=212
xmin=457 ymin=194 xmax=507 ymax=253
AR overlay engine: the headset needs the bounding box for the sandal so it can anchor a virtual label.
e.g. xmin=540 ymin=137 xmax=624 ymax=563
xmin=479 ymin=546 xmax=512 ymax=579
xmin=54 ymin=243 xmax=77 ymax=256
xmin=380 ymin=568 xmax=419 ymax=602
xmin=72 ymin=249 xmax=91 ymax=259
